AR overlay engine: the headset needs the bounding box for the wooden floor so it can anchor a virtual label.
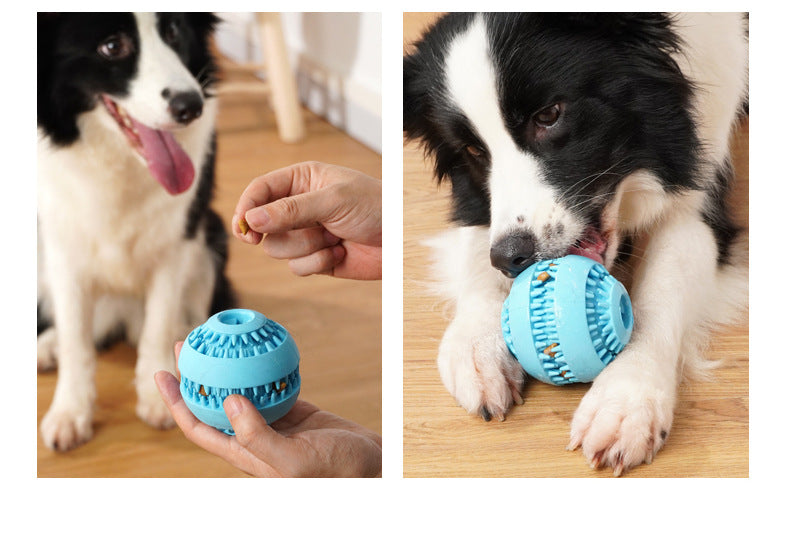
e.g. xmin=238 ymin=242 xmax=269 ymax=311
xmin=402 ymin=13 xmax=749 ymax=478
xmin=37 ymin=72 xmax=382 ymax=477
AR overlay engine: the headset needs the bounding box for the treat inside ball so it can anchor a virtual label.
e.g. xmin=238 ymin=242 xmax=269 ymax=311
xmin=178 ymin=308 xmax=300 ymax=433
xmin=501 ymin=255 xmax=633 ymax=385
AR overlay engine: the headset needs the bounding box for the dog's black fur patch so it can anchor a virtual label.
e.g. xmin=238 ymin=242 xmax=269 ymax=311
xmin=702 ymin=161 xmax=742 ymax=265
xmin=38 ymin=13 xmax=140 ymax=145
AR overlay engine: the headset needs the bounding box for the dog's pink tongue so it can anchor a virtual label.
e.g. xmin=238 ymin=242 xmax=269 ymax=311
xmin=568 ymin=227 xmax=607 ymax=264
xmin=133 ymin=119 xmax=195 ymax=195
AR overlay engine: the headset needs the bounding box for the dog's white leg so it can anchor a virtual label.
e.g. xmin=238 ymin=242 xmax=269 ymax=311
xmin=134 ymin=241 xmax=213 ymax=429
xmin=38 ymin=295 xmax=146 ymax=370
xmin=135 ymin=250 xmax=186 ymax=429
xmin=431 ymin=226 xmax=524 ymax=421
xmin=40 ymin=252 xmax=97 ymax=451
xmin=569 ymin=203 xmax=723 ymax=475
xmin=182 ymin=238 xmax=219 ymax=331
xmin=37 ymin=228 xmax=58 ymax=371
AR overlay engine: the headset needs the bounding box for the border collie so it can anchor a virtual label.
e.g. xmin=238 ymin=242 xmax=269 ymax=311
xmin=37 ymin=13 xmax=233 ymax=451
xmin=404 ymin=13 xmax=748 ymax=475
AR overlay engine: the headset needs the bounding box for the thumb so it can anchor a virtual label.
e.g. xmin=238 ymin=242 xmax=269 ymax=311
xmin=223 ymin=395 xmax=293 ymax=461
xmin=245 ymin=189 xmax=339 ymax=234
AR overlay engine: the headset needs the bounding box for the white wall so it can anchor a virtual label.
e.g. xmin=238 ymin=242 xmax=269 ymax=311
xmin=215 ymin=12 xmax=382 ymax=153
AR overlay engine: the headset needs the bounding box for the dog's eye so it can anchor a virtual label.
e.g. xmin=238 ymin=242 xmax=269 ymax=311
xmin=465 ymin=145 xmax=485 ymax=159
xmin=533 ymin=104 xmax=562 ymax=128
xmin=165 ymin=20 xmax=180 ymax=44
xmin=97 ymin=34 xmax=134 ymax=60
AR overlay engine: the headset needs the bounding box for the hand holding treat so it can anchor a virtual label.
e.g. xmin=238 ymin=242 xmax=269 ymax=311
xmin=233 ymin=161 xmax=382 ymax=280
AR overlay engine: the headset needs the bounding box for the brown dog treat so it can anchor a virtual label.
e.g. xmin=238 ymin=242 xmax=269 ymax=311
xmin=537 ymin=271 xmax=550 ymax=282
xmin=238 ymin=217 xmax=250 ymax=235
xmin=543 ymin=343 xmax=558 ymax=357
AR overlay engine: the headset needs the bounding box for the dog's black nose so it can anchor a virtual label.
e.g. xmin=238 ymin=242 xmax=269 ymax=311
xmin=490 ymin=232 xmax=537 ymax=277
xmin=167 ymin=90 xmax=203 ymax=125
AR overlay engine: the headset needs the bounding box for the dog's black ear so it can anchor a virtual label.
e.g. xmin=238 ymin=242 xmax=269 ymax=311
xmin=404 ymin=14 xmax=477 ymax=140
xmin=37 ymin=13 xmax=60 ymax=53
xmin=38 ymin=14 xmax=60 ymax=138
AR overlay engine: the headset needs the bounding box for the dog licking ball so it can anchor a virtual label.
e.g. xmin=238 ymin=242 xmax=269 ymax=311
xmin=501 ymin=255 xmax=633 ymax=385
xmin=178 ymin=308 xmax=300 ymax=434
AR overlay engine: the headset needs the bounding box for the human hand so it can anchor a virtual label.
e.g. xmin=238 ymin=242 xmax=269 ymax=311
xmin=154 ymin=342 xmax=382 ymax=477
xmin=232 ymin=161 xmax=382 ymax=279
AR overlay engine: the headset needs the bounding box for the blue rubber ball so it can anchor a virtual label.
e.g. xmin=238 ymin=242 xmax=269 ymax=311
xmin=178 ymin=309 xmax=300 ymax=433
xmin=501 ymin=255 xmax=633 ymax=385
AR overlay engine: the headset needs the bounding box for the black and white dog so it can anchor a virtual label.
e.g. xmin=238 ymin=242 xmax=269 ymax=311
xmin=404 ymin=13 xmax=748 ymax=475
xmin=37 ymin=13 xmax=233 ymax=451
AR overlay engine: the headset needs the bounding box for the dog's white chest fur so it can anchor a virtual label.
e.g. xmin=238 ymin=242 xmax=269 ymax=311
xmin=37 ymin=101 xmax=214 ymax=294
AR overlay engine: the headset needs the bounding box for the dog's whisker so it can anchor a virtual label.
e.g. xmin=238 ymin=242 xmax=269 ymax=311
xmin=562 ymin=184 xmax=695 ymax=214
xmin=562 ymin=161 xmax=627 ymax=200
xmin=561 ymin=154 xmax=631 ymax=198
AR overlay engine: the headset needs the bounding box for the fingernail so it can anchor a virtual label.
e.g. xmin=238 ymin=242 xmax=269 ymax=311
xmin=246 ymin=207 xmax=270 ymax=229
xmin=154 ymin=371 xmax=180 ymax=405
xmin=224 ymin=396 xmax=243 ymax=419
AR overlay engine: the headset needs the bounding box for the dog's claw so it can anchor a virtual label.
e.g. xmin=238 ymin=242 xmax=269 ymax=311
xmin=612 ymin=453 xmax=624 ymax=477
xmin=480 ymin=407 xmax=492 ymax=422
xmin=567 ymin=433 xmax=581 ymax=451
xmin=590 ymin=450 xmax=605 ymax=469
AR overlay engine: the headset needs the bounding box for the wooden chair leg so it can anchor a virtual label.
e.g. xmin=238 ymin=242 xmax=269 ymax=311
xmin=256 ymin=12 xmax=305 ymax=143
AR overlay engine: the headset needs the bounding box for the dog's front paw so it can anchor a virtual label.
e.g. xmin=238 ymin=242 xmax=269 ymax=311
xmin=438 ymin=314 xmax=525 ymax=421
xmin=135 ymin=353 xmax=177 ymax=429
xmin=568 ymin=356 xmax=675 ymax=476
xmin=41 ymin=401 xmax=93 ymax=452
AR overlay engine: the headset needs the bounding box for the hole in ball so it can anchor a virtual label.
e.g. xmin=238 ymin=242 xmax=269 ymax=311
xmin=619 ymin=295 xmax=633 ymax=330
xmin=217 ymin=309 xmax=255 ymax=326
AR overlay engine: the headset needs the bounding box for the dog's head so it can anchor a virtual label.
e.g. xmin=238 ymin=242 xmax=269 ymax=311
xmin=38 ymin=12 xmax=218 ymax=194
xmin=404 ymin=13 xmax=699 ymax=275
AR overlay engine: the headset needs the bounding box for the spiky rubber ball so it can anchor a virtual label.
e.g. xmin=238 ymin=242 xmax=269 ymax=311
xmin=178 ymin=308 xmax=300 ymax=434
xmin=501 ymin=255 xmax=633 ymax=385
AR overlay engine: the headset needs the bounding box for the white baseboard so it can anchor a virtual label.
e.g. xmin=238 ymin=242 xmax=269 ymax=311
xmin=294 ymin=56 xmax=381 ymax=153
